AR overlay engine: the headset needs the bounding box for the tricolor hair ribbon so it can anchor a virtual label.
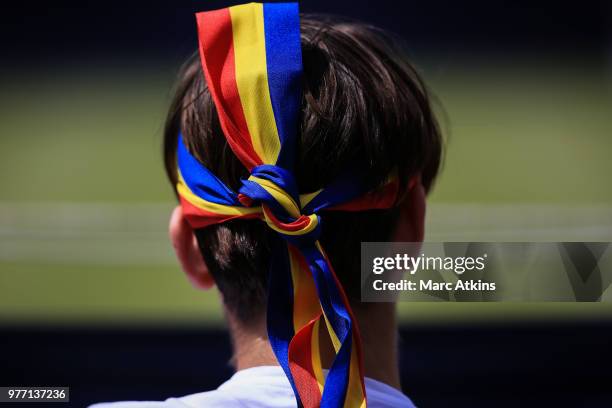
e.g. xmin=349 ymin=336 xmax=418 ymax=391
xmin=176 ymin=3 xmax=402 ymax=407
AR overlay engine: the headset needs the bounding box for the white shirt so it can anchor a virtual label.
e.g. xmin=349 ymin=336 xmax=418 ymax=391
xmin=90 ymin=365 xmax=416 ymax=408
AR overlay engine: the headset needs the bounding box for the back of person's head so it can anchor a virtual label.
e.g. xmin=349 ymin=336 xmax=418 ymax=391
xmin=164 ymin=14 xmax=442 ymax=325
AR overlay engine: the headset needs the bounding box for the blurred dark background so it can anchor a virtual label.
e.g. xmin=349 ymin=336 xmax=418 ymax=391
xmin=1 ymin=0 xmax=611 ymax=407
xmin=1 ymin=0 xmax=610 ymax=64
xmin=3 ymin=323 xmax=612 ymax=407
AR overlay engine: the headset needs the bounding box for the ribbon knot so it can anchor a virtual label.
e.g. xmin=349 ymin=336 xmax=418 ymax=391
xmin=238 ymin=165 xmax=321 ymax=245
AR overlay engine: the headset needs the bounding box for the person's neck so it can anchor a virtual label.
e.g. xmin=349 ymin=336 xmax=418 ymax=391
xmin=227 ymin=302 xmax=401 ymax=390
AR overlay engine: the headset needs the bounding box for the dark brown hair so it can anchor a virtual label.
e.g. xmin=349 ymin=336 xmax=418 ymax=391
xmin=164 ymin=15 xmax=443 ymax=323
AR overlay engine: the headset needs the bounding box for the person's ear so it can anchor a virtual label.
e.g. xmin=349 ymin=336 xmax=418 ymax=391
xmin=169 ymin=206 xmax=215 ymax=290
xmin=392 ymin=178 xmax=426 ymax=242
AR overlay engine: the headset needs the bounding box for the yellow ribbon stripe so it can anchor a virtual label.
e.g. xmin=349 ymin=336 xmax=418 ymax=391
xmin=345 ymin=346 xmax=367 ymax=408
xmin=311 ymin=317 xmax=325 ymax=394
xmin=229 ymin=3 xmax=281 ymax=164
xmin=177 ymin=172 xmax=261 ymax=218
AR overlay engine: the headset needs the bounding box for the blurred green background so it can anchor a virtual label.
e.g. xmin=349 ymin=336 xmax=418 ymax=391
xmin=1 ymin=59 xmax=610 ymax=326
xmin=1 ymin=0 xmax=611 ymax=327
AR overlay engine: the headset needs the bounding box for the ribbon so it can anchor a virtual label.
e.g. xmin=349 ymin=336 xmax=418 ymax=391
xmin=177 ymin=3 xmax=402 ymax=407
